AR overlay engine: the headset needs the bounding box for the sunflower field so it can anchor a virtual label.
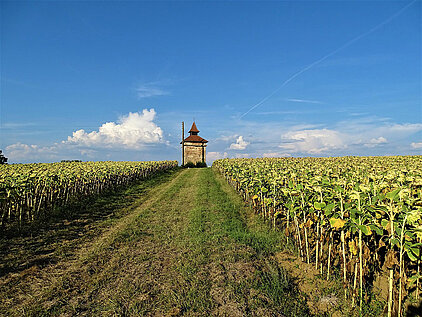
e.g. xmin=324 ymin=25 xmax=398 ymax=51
xmin=0 ymin=160 xmax=177 ymax=227
xmin=213 ymin=156 xmax=422 ymax=316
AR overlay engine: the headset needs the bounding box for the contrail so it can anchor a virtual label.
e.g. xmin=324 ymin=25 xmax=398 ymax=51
xmin=240 ymin=0 xmax=418 ymax=118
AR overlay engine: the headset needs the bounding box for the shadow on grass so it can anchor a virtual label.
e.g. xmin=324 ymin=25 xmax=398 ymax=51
xmin=406 ymin=301 xmax=422 ymax=317
xmin=0 ymin=168 xmax=179 ymax=278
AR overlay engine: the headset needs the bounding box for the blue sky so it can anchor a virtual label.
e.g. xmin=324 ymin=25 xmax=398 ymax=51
xmin=1 ymin=0 xmax=421 ymax=164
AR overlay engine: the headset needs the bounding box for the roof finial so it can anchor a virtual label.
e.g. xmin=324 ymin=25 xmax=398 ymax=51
xmin=189 ymin=121 xmax=199 ymax=135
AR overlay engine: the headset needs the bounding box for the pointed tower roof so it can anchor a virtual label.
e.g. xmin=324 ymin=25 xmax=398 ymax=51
xmin=189 ymin=122 xmax=199 ymax=133
xmin=181 ymin=121 xmax=208 ymax=143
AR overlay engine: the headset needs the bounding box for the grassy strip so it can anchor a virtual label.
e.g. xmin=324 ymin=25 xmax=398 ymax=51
xmin=156 ymin=168 xmax=309 ymax=316
xmin=208 ymin=168 xmax=310 ymax=316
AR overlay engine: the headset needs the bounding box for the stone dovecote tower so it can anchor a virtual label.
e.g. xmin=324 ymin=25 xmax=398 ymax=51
xmin=181 ymin=122 xmax=208 ymax=165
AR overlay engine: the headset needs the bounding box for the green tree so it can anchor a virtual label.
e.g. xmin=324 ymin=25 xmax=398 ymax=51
xmin=0 ymin=150 xmax=7 ymax=164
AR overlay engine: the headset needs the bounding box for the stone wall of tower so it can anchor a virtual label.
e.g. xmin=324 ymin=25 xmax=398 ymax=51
xmin=183 ymin=142 xmax=207 ymax=164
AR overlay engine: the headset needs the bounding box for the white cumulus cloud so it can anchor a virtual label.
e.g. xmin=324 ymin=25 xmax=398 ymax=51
xmin=5 ymin=143 xmax=60 ymax=160
xmin=388 ymin=123 xmax=422 ymax=134
xmin=207 ymin=151 xmax=228 ymax=162
xmin=66 ymin=109 xmax=164 ymax=149
xmin=5 ymin=109 xmax=167 ymax=162
xmin=229 ymin=136 xmax=249 ymax=150
xmin=364 ymin=136 xmax=388 ymax=148
xmin=280 ymin=129 xmax=346 ymax=154
xmin=411 ymin=142 xmax=422 ymax=149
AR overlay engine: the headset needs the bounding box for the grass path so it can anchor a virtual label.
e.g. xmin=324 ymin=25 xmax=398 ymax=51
xmin=1 ymin=168 xmax=311 ymax=316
